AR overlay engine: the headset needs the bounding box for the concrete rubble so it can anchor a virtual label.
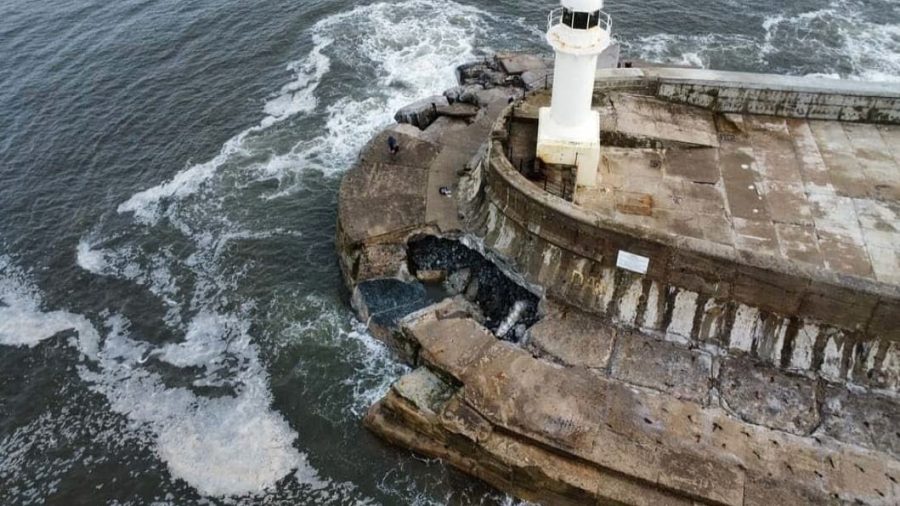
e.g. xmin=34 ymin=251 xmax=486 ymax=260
xmin=337 ymin=52 xmax=900 ymax=505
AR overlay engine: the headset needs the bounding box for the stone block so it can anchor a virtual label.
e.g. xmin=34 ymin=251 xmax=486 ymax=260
xmin=742 ymin=472 xmax=827 ymax=506
xmin=405 ymin=317 xmax=497 ymax=382
xmin=665 ymin=147 xmax=720 ymax=183
xmin=611 ymin=332 xmax=711 ymax=403
xmin=761 ymin=181 xmax=813 ymax=226
xmin=733 ymin=265 xmax=807 ymax=314
xmin=668 ymin=251 xmax=734 ymax=298
xmin=527 ymin=306 xmax=616 ymax=370
xmin=496 ymin=52 xmax=550 ymax=75
xmin=868 ymin=301 xmax=900 ymax=340
xmin=521 ymin=69 xmax=553 ymax=91
xmin=734 ymin=217 xmax=779 ymax=257
xmin=355 ymin=243 xmax=408 ymax=282
xmin=775 ymin=223 xmax=824 ymax=267
xmin=719 ymin=358 xmax=819 ymax=436
xmin=799 ymin=283 xmax=878 ymax=332
xmin=394 ymin=95 xmax=450 ymax=129
xmin=656 ymin=447 xmax=745 ymax=506
xmin=817 ymin=231 xmax=875 ymax=278
xmin=393 ymin=367 xmax=456 ymax=416
xmin=443 ymin=84 xmax=485 ymax=105
xmin=821 ymin=386 xmax=900 ymax=458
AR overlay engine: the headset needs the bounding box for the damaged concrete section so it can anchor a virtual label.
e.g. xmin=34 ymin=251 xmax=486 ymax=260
xmin=338 ymin=57 xmax=900 ymax=505
xmin=366 ymin=309 xmax=900 ymax=505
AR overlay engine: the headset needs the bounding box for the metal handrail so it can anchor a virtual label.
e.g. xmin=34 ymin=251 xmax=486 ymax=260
xmin=548 ymin=7 xmax=612 ymax=32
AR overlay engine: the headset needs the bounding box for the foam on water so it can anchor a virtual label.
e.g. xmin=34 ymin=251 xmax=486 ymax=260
xmin=0 ymin=255 xmax=100 ymax=356
xmin=286 ymin=0 xmax=488 ymax=173
xmin=116 ymin=35 xmax=330 ymax=224
xmin=61 ymin=1 xmax=494 ymax=499
xmin=79 ymin=314 xmax=321 ymax=498
xmin=628 ymin=0 xmax=900 ymax=82
xmin=762 ymin=0 xmax=900 ymax=82
xmin=2 ymin=253 xmax=326 ymax=499
xmin=117 ymin=0 xmax=490 ymax=214
xmin=282 ymin=295 xmax=411 ymax=419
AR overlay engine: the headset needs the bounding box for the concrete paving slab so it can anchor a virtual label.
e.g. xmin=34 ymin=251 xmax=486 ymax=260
xmin=496 ymin=52 xmax=550 ymax=75
xmin=516 ymin=86 xmax=900 ymax=289
xmin=664 ymin=148 xmax=720 ymax=183
xmin=759 ymin=180 xmax=813 ymax=226
xmin=747 ymin=116 xmax=804 ymax=184
xmin=734 ymin=217 xmax=779 ymax=256
xmin=775 ymin=223 xmax=824 ymax=267
xmin=786 ymin=118 xmax=834 ymax=192
xmin=527 ymin=306 xmax=616 ymax=369
xmin=610 ymin=332 xmax=712 ymax=403
xmin=810 ymin=121 xmax=871 ymax=198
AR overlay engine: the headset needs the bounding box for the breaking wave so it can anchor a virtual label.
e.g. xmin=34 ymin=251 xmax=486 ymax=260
xmin=0 ymin=254 xmax=325 ymax=499
xmin=3 ymin=0 xmax=494 ymax=501
xmin=118 ymin=0 xmax=490 ymax=224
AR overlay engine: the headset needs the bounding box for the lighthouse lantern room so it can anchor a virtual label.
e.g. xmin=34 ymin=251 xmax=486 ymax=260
xmin=537 ymin=0 xmax=612 ymax=189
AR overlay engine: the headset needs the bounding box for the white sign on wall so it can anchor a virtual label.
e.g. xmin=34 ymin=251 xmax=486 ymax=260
xmin=616 ymin=250 xmax=650 ymax=275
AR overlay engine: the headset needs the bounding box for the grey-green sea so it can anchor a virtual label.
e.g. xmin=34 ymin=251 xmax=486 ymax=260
xmin=1 ymin=0 xmax=898 ymax=504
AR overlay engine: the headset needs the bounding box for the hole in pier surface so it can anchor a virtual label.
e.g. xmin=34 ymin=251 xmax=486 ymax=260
xmin=407 ymin=236 xmax=540 ymax=341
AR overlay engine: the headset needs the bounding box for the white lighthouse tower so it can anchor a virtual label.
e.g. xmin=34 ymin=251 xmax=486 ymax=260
xmin=537 ymin=0 xmax=612 ymax=189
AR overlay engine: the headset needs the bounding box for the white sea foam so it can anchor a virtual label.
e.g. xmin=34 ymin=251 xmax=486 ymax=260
xmin=0 ymin=255 xmax=100 ymax=356
xmin=48 ymin=0 xmax=495 ymax=500
xmin=762 ymin=1 xmax=900 ymax=82
xmin=79 ymin=314 xmax=321 ymax=498
xmin=117 ymin=34 xmax=331 ymax=224
xmin=116 ymin=0 xmax=489 ymax=216
xmin=279 ymin=295 xmax=410 ymax=420
xmin=2 ymin=253 xmax=323 ymax=498
xmin=628 ymin=1 xmax=899 ymax=82
xmin=283 ymin=0 xmax=488 ymax=175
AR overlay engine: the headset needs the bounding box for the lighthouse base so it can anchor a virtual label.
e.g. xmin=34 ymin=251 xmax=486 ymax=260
xmin=536 ymin=108 xmax=601 ymax=188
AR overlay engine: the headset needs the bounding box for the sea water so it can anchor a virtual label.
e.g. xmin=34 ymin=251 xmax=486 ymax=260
xmin=1 ymin=0 xmax=898 ymax=504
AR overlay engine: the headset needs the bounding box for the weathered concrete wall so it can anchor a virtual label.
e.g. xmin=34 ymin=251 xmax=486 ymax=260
xmin=464 ymin=116 xmax=900 ymax=393
xmin=593 ymin=67 xmax=900 ymax=124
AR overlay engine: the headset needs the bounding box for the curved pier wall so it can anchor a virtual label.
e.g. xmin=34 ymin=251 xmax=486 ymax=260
xmin=464 ymin=110 xmax=899 ymax=395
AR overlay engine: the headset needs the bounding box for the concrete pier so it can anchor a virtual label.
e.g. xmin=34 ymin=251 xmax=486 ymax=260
xmin=337 ymin=55 xmax=900 ymax=505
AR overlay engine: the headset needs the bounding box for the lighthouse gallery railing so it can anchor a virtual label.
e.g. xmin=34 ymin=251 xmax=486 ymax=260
xmin=548 ymin=8 xmax=612 ymax=32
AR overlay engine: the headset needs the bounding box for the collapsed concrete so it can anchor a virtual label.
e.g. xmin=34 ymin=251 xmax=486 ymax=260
xmin=336 ymin=53 xmax=900 ymax=505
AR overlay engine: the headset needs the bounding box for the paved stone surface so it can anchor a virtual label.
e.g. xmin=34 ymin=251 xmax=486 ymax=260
xmin=386 ymin=316 xmax=900 ymax=506
xmin=527 ymin=305 xmax=616 ymax=369
xmin=339 ymin=131 xmax=437 ymax=243
xmin=425 ymin=101 xmax=510 ymax=234
xmin=610 ymin=332 xmax=712 ymax=403
xmin=496 ymin=52 xmax=551 ymax=75
xmin=404 ymin=316 xmax=497 ymax=382
xmin=517 ymin=91 xmax=900 ymax=287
